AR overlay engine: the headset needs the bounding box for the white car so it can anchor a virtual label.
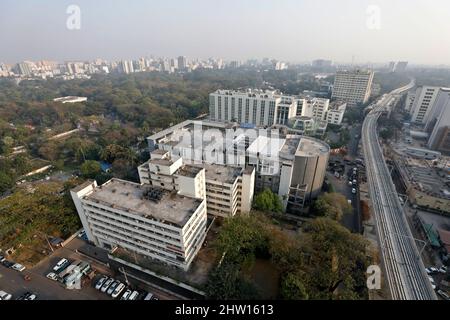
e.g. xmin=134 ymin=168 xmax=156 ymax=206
xmin=111 ymin=283 xmax=126 ymax=299
xmin=352 ymin=188 xmax=357 ymax=194
xmin=429 ymin=267 xmax=439 ymax=274
xmin=46 ymin=272 xmax=58 ymax=281
xmin=95 ymin=276 xmax=108 ymax=290
xmin=129 ymin=290 xmax=140 ymax=300
xmin=0 ymin=290 xmax=12 ymax=300
xmin=101 ymin=278 xmax=114 ymax=293
xmin=438 ymin=266 xmax=447 ymax=274
xmin=12 ymin=263 xmax=26 ymax=272
xmin=53 ymin=258 xmax=69 ymax=272
xmin=427 ymin=276 xmax=436 ymax=290
xmin=120 ymin=289 xmax=132 ymax=300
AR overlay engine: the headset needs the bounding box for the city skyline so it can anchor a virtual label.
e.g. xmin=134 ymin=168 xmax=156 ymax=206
xmin=2 ymin=0 xmax=450 ymax=66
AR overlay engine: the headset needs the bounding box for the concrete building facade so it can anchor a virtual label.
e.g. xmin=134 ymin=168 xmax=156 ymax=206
xmin=331 ymin=69 xmax=374 ymax=106
xmin=71 ymin=179 xmax=207 ymax=271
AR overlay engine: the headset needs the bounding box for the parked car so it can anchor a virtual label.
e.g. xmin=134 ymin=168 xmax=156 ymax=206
xmin=0 ymin=290 xmax=12 ymax=300
xmin=429 ymin=267 xmax=439 ymax=274
xmin=112 ymin=283 xmax=126 ymax=299
xmin=438 ymin=266 xmax=447 ymax=274
xmin=437 ymin=289 xmax=450 ymax=300
xmin=25 ymin=293 xmax=37 ymax=300
xmin=17 ymin=292 xmax=35 ymax=300
xmin=2 ymin=260 xmax=14 ymax=268
xmin=101 ymin=278 xmax=114 ymax=293
xmin=107 ymin=280 xmax=119 ymax=295
xmin=53 ymin=258 xmax=69 ymax=272
xmin=78 ymin=230 xmax=86 ymax=238
xmin=143 ymin=292 xmax=154 ymax=300
xmin=95 ymin=276 xmax=108 ymax=290
xmin=120 ymin=289 xmax=132 ymax=300
xmin=425 ymin=267 xmax=433 ymax=275
xmin=128 ymin=290 xmax=139 ymax=300
xmin=0 ymin=255 xmax=5 ymax=263
xmin=12 ymin=263 xmax=26 ymax=272
xmin=427 ymin=276 xmax=436 ymax=290
xmin=352 ymin=188 xmax=357 ymax=194
xmin=46 ymin=272 xmax=58 ymax=281
xmin=348 ymin=181 xmax=352 ymax=186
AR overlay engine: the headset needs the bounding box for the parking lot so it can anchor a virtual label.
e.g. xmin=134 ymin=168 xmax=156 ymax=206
xmin=1 ymin=235 xmax=177 ymax=300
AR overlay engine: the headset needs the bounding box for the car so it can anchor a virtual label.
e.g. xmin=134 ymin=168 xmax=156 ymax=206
xmin=46 ymin=272 xmax=58 ymax=281
xmin=429 ymin=267 xmax=439 ymax=274
xmin=427 ymin=276 xmax=436 ymax=290
xmin=17 ymin=292 xmax=34 ymax=300
xmin=101 ymin=278 xmax=114 ymax=293
xmin=128 ymin=290 xmax=139 ymax=300
xmin=120 ymin=289 xmax=132 ymax=300
xmin=25 ymin=293 xmax=37 ymax=300
xmin=352 ymin=188 xmax=357 ymax=194
xmin=439 ymin=266 xmax=447 ymax=274
xmin=53 ymin=258 xmax=69 ymax=272
xmin=347 ymin=199 xmax=352 ymax=205
xmin=0 ymin=255 xmax=5 ymax=263
xmin=78 ymin=230 xmax=86 ymax=238
xmin=12 ymin=263 xmax=26 ymax=272
xmin=425 ymin=267 xmax=432 ymax=275
xmin=0 ymin=290 xmax=12 ymax=300
xmin=437 ymin=289 xmax=450 ymax=300
xmin=95 ymin=276 xmax=108 ymax=290
xmin=150 ymin=296 xmax=159 ymax=300
xmin=143 ymin=292 xmax=154 ymax=300
xmin=348 ymin=181 xmax=352 ymax=186
xmin=107 ymin=280 xmax=119 ymax=295
xmin=112 ymin=283 xmax=126 ymax=299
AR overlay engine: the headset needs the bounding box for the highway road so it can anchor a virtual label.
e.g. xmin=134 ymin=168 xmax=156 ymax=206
xmin=362 ymin=80 xmax=437 ymax=300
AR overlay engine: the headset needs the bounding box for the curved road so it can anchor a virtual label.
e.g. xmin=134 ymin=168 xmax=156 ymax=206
xmin=362 ymin=80 xmax=437 ymax=300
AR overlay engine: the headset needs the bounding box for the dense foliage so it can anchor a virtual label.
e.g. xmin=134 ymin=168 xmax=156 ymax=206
xmin=206 ymin=213 xmax=370 ymax=300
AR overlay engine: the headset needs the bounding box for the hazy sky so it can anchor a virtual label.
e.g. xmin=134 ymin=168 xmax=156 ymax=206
xmin=1 ymin=0 xmax=450 ymax=65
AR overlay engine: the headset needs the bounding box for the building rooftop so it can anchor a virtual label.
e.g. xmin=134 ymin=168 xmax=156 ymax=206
xmin=82 ymin=178 xmax=202 ymax=227
xmin=296 ymin=136 xmax=330 ymax=157
xmin=176 ymin=165 xmax=204 ymax=178
xmin=201 ymin=163 xmax=242 ymax=184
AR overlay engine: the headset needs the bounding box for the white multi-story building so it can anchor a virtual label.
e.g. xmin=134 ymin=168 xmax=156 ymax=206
xmin=146 ymin=120 xmax=330 ymax=212
xmin=326 ymin=101 xmax=347 ymax=125
xmin=410 ymin=86 xmax=441 ymax=124
xmin=209 ymin=89 xmax=298 ymax=126
xmin=138 ymin=149 xmax=255 ymax=218
xmin=405 ymin=90 xmax=416 ymax=113
xmin=331 ymin=69 xmax=374 ymax=106
xmin=71 ymin=178 xmax=207 ymax=271
xmin=427 ymin=88 xmax=450 ymax=153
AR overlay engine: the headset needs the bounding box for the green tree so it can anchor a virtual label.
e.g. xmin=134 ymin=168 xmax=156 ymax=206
xmin=0 ymin=171 xmax=14 ymax=194
xmin=280 ymin=272 xmax=309 ymax=300
xmin=253 ymin=188 xmax=283 ymax=213
xmin=80 ymin=160 xmax=101 ymax=179
xmin=311 ymin=193 xmax=352 ymax=221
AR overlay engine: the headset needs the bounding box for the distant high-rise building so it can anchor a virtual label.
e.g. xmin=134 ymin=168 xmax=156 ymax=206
xmin=312 ymin=59 xmax=333 ymax=68
xmin=177 ymin=56 xmax=187 ymax=70
xmin=209 ymin=89 xmax=298 ymax=126
xmin=118 ymin=60 xmax=134 ymax=74
xmin=388 ymin=61 xmax=396 ymax=72
xmin=394 ymin=61 xmax=408 ymax=72
xmin=331 ymin=69 xmax=374 ymax=106
xmin=16 ymin=61 xmax=34 ymax=76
